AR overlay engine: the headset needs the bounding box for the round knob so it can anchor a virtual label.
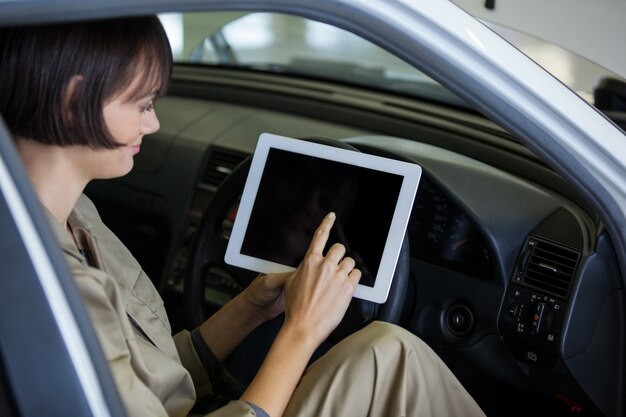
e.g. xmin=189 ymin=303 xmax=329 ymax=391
xmin=445 ymin=304 xmax=474 ymax=338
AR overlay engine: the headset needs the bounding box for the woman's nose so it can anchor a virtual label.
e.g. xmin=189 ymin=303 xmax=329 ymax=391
xmin=142 ymin=110 xmax=160 ymax=134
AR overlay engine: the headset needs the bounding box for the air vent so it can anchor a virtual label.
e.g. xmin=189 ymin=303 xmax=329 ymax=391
xmin=202 ymin=148 xmax=248 ymax=188
xmin=516 ymin=237 xmax=580 ymax=300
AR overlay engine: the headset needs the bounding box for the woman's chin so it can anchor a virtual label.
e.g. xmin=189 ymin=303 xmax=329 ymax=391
xmin=96 ymin=160 xmax=135 ymax=180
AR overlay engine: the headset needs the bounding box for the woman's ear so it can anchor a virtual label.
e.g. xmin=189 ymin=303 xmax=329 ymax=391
xmin=61 ymin=75 xmax=84 ymax=123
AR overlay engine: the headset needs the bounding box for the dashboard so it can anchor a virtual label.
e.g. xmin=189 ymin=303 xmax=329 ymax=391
xmin=85 ymin=87 xmax=624 ymax=417
xmin=409 ymin=174 xmax=495 ymax=280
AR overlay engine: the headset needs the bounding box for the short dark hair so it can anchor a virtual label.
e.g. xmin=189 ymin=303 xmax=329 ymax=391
xmin=0 ymin=16 xmax=172 ymax=149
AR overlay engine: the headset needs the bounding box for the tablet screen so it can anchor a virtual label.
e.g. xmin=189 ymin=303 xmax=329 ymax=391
xmin=225 ymin=133 xmax=421 ymax=303
xmin=240 ymin=147 xmax=404 ymax=287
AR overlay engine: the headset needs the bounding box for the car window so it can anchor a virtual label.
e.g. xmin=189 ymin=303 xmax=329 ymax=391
xmin=483 ymin=21 xmax=625 ymax=103
xmin=160 ymin=11 xmax=626 ymax=112
xmin=159 ymin=12 xmax=469 ymax=109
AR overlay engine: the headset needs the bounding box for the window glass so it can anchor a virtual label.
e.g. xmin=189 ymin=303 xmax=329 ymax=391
xmin=159 ymin=12 xmax=467 ymax=108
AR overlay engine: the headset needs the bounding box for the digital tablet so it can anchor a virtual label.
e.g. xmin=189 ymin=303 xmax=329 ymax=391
xmin=225 ymin=133 xmax=422 ymax=303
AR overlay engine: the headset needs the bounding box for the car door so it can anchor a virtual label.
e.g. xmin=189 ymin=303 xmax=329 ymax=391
xmin=0 ymin=121 xmax=126 ymax=416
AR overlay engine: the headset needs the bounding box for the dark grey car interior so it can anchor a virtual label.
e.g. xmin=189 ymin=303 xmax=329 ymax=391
xmin=82 ymin=65 xmax=625 ymax=416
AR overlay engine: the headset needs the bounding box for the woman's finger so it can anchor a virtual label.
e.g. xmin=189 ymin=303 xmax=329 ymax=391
xmin=347 ymin=268 xmax=362 ymax=286
xmin=338 ymin=256 xmax=356 ymax=274
xmin=306 ymin=212 xmax=335 ymax=255
xmin=325 ymin=242 xmax=346 ymax=264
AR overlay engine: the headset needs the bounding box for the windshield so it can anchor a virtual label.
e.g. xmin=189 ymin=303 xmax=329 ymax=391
xmin=160 ymin=12 xmax=467 ymax=108
xmin=160 ymin=11 xmax=624 ymax=109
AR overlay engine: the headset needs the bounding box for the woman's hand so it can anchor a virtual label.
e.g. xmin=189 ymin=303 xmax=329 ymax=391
xmin=242 ymin=272 xmax=289 ymax=323
xmin=282 ymin=212 xmax=362 ymax=347
xmin=199 ymin=272 xmax=290 ymax=361
xmin=241 ymin=212 xmax=362 ymax=417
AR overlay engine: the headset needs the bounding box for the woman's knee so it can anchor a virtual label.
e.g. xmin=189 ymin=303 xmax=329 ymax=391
xmin=349 ymin=321 xmax=447 ymax=373
xmin=356 ymin=320 xmax=422 ymax=351
xmin=312 ymin=320 xmax=435 ymax=376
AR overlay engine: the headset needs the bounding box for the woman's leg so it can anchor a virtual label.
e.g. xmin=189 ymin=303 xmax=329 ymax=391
xmin=284 ymin=321 xmax=486 ymax=417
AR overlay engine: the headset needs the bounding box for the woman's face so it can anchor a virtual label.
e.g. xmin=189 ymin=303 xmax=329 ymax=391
xmin=82 ymin=72 xmax=160 ymax=180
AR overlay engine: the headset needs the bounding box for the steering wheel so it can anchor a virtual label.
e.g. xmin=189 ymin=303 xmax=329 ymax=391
xmin=183 ymin=137 xmax=411 ymax=391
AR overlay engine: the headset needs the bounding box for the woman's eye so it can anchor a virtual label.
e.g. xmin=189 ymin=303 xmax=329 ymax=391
xmin=140 ymin=101 xmax=155 ymax=113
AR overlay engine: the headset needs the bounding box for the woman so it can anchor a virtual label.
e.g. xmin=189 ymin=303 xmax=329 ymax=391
xmin=0 ymin=16 xmax=485 ymax=417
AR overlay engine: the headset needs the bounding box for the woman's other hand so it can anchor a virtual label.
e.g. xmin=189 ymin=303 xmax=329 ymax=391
xmin=243 ymin=272 xmax=289 ymax=323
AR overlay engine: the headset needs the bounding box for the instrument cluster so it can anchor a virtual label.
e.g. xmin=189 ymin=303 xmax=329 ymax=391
xmin=409 ymin=175 xmax=495 ymax=280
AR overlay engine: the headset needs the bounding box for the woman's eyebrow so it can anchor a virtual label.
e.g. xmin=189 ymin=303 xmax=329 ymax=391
xmin=134 ymin=91 xmax=158 ymax=101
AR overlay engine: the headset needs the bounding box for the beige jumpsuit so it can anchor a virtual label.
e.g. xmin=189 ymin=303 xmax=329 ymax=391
xmin=49 ymin=195 xmax=486 ymax=417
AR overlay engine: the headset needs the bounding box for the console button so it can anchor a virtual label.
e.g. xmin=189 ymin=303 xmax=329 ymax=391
xmin=507 ymin=302 xmax=522 ymax=319
xmin=530 ymin=302 xmax=547 ymax=334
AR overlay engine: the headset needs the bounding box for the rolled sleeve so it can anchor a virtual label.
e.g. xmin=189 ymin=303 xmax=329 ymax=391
xmin=207 ymin=401 xmax=266 ymax=417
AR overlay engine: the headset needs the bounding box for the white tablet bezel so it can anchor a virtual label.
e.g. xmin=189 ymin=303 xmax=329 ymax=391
xmin=225 ymin=133 xmax=422 ymax=303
